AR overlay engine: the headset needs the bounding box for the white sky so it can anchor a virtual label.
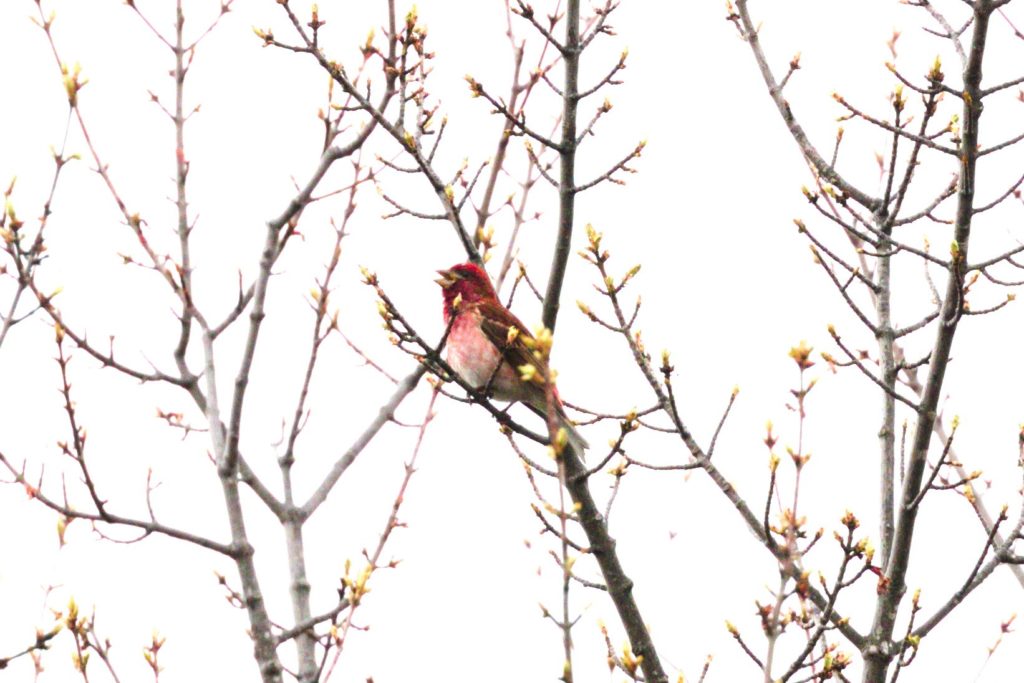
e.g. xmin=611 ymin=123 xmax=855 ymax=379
xmin=1 ymin=1 xmax=1023 ymax=681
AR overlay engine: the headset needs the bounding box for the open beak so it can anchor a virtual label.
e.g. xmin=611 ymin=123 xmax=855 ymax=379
xmin=435 ymin=269 xmax=457 ymax=288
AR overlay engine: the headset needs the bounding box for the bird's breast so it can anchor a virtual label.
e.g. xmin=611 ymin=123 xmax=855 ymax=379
xmin=446 ymin=311 xmax=521 ymax=401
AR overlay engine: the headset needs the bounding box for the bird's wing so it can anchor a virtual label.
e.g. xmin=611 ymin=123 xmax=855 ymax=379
xmin=474 ymin=300 xmax=551 ymax=387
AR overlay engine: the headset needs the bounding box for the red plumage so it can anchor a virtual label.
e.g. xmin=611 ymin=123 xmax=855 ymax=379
xmin=436 ymin=262 xmax=589 ymax=452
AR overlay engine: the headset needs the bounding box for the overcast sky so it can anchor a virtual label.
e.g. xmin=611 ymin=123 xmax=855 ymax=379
xmin=2 ymin=1 xmax=1023 ymax=681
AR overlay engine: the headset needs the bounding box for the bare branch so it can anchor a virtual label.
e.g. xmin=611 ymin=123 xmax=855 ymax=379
xmin=729 ymin=1 xmax=882 ymax=212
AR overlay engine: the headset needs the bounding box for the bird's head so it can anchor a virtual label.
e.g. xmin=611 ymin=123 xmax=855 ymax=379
xmin=436 ymin=262 xmax=497 ymax=319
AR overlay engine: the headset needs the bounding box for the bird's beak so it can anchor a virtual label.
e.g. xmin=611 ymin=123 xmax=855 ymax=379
xmin=435 ymin=269 xmax=457 ymax=288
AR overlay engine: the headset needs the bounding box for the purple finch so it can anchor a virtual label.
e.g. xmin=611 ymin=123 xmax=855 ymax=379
xmin=436 ymin=262 xmax=589 ymax=454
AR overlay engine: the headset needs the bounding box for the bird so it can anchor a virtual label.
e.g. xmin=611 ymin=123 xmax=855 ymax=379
xmin=435 ymin=261 xmax=589 ymax=455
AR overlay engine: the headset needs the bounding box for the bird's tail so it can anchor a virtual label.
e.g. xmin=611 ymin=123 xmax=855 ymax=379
xmin=525 ymin=401 xmax=590 ymax=457
xmin=558 ymin=415 xmax=590 ymax=456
